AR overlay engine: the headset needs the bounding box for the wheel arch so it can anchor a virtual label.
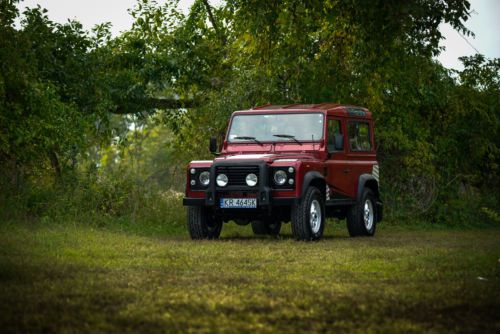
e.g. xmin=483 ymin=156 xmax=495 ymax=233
xmin=301 ymin=171 xmax=326 ymax=200
xmin=357 ymin=174 xmax=383 ymax=222
xmin=357 ymin=174 xmax=380 ymax=202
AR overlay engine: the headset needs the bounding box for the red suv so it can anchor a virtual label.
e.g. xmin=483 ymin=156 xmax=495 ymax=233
xmin=183 ymin=103 xmax=383 ymax=240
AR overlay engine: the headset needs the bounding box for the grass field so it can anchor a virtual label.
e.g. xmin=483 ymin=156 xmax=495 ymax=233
xmin=0 ymin=221 xmax=499 ymax=333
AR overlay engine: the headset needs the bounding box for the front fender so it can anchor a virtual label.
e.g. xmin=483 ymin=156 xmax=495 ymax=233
xmin=300 ymin=171 xmax=325 ymax=199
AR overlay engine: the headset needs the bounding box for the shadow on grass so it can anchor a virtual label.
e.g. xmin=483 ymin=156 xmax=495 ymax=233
xmin=221 ymin=234 xmax=350 ymax=241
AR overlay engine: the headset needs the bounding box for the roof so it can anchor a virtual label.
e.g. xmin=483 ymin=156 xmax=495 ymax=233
xmin=237 ymin=103 xmax=371 ymax=118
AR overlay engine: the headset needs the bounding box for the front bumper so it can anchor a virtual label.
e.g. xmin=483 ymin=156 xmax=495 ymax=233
xmin=183 ymin=196 xmax=297 ymax=207
xmin=185 ymin=159 xmax=297 ymax=208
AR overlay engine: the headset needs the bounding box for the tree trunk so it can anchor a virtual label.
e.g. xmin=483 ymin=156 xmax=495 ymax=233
xmin=49 ymin=150 xmax=62 ymax=181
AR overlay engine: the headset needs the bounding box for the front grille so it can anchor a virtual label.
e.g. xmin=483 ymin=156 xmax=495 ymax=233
xmin=216 ymin=166 xmax=260 ymax=186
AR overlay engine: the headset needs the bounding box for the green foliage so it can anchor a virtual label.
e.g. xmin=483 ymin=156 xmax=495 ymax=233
xmin=0 ymin=3 xmax=110 ymax=187
xmin=0 ymin=0 xmax=498 ymax=226
xmin=0 ymin=117 xmax=185 ymax=228
xmin=159 ymin=0 xmax=498 ymax=224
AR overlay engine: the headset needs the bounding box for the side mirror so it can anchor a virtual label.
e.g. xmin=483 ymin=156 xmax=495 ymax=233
xmin=334 ymin=133 xmax=344 ymax=151
xmin=209 ymin=136 xmax=218 ymax=154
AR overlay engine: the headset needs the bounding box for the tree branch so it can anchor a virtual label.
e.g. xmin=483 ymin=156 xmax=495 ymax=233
xmin=111 ymin=97 xmax=200 ymax=114
xmin=201 ymin=0 xmax=226 ymax=45
xmin=144 ymin=97 xmax=199 ymax=109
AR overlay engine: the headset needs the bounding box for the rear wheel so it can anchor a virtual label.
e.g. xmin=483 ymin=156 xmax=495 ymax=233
xmin=251 ymin=219 xmax=282 ymax=236
xmin=347 ymin=188 xmax=377 ymax=237
xmin=291 ymin=187 xmax=325 ymax=241
xmin=187 ymin=206 xmax=222 ymax=239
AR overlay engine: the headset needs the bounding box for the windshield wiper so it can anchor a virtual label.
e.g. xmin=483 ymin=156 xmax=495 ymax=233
xmin=234 ymin=136 xmax=263 ymax=145
xmin=273 ymin=134 xmax=302 ymax=145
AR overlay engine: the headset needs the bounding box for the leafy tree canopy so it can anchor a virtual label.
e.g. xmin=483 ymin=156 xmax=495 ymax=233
xmin=0 ymin=0 xmax=498 ymax=222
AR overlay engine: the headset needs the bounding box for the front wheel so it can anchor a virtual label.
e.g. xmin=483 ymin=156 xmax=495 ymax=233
xmin=291 ymin=187 xmax=325 ymax=241
xmin=347 ymin=188 xmax=377 ymax=237
xmin=187 ymin=206 xmax=222 ymax=240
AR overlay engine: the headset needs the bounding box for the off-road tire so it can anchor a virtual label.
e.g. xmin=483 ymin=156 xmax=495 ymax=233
xmin=291 ymin=186 xmax=325 ymax=241
xmin=347 ymin=188 xmax=377 ymax=237
xmin=251 ymin=219 xmax=282 ymax=236
xmin=187 ymin=206 xmax=222 ymax=240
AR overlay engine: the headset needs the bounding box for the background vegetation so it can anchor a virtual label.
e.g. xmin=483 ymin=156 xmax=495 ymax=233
xmin=0 ymin=0 xmax=498 ymax=226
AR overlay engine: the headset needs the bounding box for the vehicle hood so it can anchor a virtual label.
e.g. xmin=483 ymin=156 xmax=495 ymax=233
xmin=214 ymin=153 xmax=317 ymax=163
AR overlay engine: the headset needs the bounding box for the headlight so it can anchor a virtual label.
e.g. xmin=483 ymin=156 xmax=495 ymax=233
xmin=199 ymin=171 xmax=210 ymax=186
xmin=273 ymin=170 xmax=287 ymax=185
xmin=246 ymin=173 xmax=258 ymax=187
xmin=216 ymin=173 xmax=228 ymax=187
xmin=190 ymin=168 xmax=196 ymax=175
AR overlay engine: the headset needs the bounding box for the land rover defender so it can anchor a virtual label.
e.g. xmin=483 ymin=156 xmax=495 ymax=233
xmin=183 ymin=103 xmax=383 ymax=241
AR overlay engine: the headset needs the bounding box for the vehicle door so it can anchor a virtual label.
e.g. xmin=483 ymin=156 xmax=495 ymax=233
xmin=325 ymin=117 xmax=351 ymax=198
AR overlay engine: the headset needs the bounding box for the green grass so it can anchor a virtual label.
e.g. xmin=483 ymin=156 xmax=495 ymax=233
xmin=0 ymin=221 xmax=499 ymax=333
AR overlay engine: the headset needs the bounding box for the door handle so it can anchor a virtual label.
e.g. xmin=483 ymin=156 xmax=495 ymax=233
xmin=343 ymin=168 xmax=350 ymax=174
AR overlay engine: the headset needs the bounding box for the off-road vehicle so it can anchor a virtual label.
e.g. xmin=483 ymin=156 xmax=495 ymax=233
xmin=183 ymin=103 xmax=383 ymax=240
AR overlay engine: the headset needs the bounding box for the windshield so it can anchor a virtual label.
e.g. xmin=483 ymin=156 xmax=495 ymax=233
xmin=228 ymin=113 xmax=324 ymax=143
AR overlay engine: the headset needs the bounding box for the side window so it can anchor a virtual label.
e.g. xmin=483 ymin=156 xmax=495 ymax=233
xmin=327 ymin=119 xmax=342 ymax=152
xmin=348 ymin=122 xmax=372 ymax=151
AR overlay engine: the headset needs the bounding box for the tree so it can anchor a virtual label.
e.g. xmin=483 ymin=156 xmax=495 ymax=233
xmin=2 ymin=0 xmax=497 ymax=223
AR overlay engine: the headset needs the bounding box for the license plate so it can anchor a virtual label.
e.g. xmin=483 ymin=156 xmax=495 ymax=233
xmin=220 ymin=198 xmax=257 ymax=208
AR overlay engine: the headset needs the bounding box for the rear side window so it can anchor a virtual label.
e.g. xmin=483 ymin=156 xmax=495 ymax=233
xmin=348 ymin=122 xmax=372 ymax=151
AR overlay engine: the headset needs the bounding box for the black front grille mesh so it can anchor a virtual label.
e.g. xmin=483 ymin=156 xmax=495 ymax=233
xmin=216 ymin=166 xmax=259 ymax=186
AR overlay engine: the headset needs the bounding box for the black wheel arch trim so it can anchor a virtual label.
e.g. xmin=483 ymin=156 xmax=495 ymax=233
xmin=300 ymin=171 xmax=326 ymax=199
xmin=357 ymin=173 xmax=383 ymax=222
xmin=357 ymin=174 xmax=379 ymax=201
